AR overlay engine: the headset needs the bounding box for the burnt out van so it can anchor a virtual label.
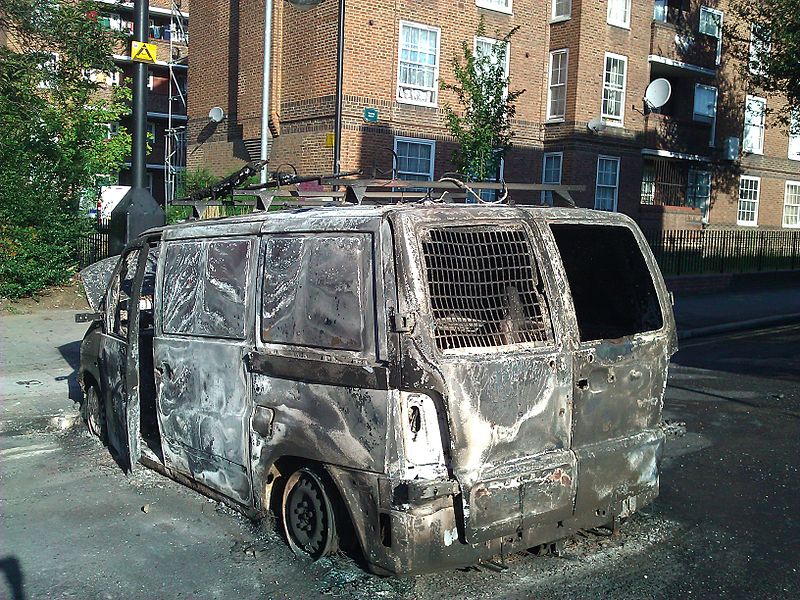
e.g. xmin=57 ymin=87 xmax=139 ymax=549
xmin=78 ymin=204 xmax=676 ymax=575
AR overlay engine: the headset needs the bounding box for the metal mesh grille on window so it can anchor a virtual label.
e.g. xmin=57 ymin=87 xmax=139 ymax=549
xmin=421 ymin=226 xmax=553 ymax=351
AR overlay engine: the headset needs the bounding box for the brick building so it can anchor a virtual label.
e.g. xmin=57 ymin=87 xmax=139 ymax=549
xmin=96 ymin=0 xmax=189 ymax=203
xmin=187 ymin=0 xmax=799 ymax=229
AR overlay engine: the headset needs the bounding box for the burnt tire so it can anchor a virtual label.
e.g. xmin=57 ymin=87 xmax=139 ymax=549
xmin=281 ymin=468 xmax=338 ymax=560
xmin=82 ymin=384 xmax=106 ymax=443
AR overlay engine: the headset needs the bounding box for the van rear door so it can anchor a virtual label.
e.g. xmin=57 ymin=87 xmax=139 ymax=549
xmin=549 ymin=222 xmax=676 ymax=519
xmin=397 ymin=218 xmax=576 ymax=544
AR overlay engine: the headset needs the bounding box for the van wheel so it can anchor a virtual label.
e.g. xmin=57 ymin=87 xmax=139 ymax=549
xmin=82 ymin=384 xmax=106 ymax=442
xmin=281 ymin=468 xmax=338 ymax=560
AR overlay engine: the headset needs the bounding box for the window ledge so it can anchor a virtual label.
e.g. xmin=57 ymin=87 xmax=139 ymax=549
xmin=736 ymin=221 xmax=759 ymax=227
xmin=782 ymin=224 xmax=800 ymax=229
xmin=788 ymin=155 xmax=800 ymax=161
xmin=545 ymin=117 xmax=566 ymax=124
xmin=743 ymin=149 xmax=765 ymax=156
xmin=549 ymin=15 xmax=571 ymax=24
xmin=607 ymin=22 xmax=631 ymax=30
xmin=396 ymin=97 xmax=438 ymax=109
xmin=475 ymin=2 xmax=513 ymax=15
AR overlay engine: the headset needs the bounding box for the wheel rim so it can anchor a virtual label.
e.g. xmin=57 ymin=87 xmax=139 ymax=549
xmin=85 ymin=386 xmax=103 ymax=438
xmin=282 ymin=469 xmax=335 ymax=559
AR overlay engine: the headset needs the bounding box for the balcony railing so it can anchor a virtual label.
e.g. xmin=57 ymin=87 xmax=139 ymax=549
xmin=650 ymin=20 xmax=718 ymax=71
xmin=644 ymin=113 xmax=713 ymax=156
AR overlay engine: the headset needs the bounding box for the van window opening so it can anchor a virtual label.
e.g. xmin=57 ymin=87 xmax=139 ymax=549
xmin=161 ymin=239 xmax=251 ymax=339
xmin=550 ymin=224 xmax=663 ymax=342
xmin=421 ymin=226 xmax=554 ymax=351
xmin=261 ymin=234 xmax=372 ymax=352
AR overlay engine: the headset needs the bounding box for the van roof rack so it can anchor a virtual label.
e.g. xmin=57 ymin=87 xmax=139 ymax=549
xmin=171 ymin=164 xmax=584 ymax=219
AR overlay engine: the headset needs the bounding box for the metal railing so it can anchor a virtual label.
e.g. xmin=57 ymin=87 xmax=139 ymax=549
xmin=76 ymin=218 xmax=111 ymax=269
xmin=643 ymin=228 xmax=800 ymax=276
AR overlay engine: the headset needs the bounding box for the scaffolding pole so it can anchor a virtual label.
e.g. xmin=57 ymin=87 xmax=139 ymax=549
xmin=164 ymin=0 xmax=188 ymax=212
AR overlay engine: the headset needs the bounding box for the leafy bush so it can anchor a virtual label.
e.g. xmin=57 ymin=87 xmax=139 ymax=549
xmin=0 ymin=1 xmax=130 ymax=299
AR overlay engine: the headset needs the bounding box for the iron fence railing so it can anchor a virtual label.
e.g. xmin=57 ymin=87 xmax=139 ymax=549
xmin=76 ymin=218 xmax=111 ymax=269
xmin=643 ymin=228 xmax=800 ymax=276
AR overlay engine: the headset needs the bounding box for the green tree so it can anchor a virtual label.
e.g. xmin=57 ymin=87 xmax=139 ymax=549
xmin=0 ymin=0 xmax=131 ymax=298
xmin=441 ymin=18 xmax=524 ymax=187
xmin=729 ymin=0 xmax=800 ymax=132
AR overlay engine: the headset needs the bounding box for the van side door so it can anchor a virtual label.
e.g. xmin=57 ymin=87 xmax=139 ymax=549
xmin=100 ymin=247 xmax=145 ymax=471
xmin=153 ymin=236 xmax=256 ymax=505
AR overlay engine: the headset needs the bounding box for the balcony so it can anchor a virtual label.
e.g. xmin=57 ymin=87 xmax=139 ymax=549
xmin=650 ymin=19 xmax=718 ymax=74
xmin=644 ymin=113 xmax=713 ymax=157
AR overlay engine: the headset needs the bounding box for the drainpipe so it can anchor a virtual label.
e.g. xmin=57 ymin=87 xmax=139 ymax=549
xmin=333 ymin=0 xmax=345 ymax=174
xmin=260 ymin=0 xmax=274 ymax=184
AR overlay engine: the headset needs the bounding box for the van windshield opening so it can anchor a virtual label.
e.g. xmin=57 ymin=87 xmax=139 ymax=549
xmin=550 ymin=224 xmax=663 ymax=342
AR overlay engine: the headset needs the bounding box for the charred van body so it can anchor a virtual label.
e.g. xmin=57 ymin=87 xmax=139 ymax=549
xmin=78 ymin=205 xmax=677 ymax=575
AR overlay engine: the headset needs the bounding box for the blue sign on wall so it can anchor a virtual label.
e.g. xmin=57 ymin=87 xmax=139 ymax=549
xmin=364 ymin=107 xmax=379 ymax=123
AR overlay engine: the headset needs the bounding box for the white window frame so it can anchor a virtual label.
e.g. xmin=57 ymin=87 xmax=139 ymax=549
xmin=476 ymin=0 xmax=512 ymax=15
xmin=737 ymin=175 xmax=760 ymax=226
xmin=547 ymin=49 xmax=569 ymax=122
xmin=396 ymin=21 xmax=441 ymax=107
xmin=541 ymin=152 xmax=563 ymax=205
xmin=607 ymin=0 xmax=632 ymax=29
xmin=393 ymin=136 xmax=436 ymax=181
xmin=699 ymin=6 xmax=723 ymax=65
xmin=788 ymin=113 xmax=800 ymax=161
xmin=595 ymin=155 xmax=621 ymax=212
xmin=743 ymin=95 xmax=766 ymax=155
xmin=474 ymin=36 xmax=511 ymax=97
xmin=601 ymin=53 xmax=627 ymax=126
xmin=783 ymin=181 xmax=800 ymax=228
xmin=551 ymin=0 xmax=571 ymax=22
xmin=749 ymin=24 xmax=771 ymax=75
xmin=693 ymin=83 xmax=718 ymax=147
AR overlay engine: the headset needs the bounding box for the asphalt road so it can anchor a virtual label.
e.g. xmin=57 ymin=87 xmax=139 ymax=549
xmin=1 ymin=311 xmax=798 ymax=600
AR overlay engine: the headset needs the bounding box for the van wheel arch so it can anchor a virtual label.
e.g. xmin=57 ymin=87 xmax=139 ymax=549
xmin=80 ymin=374 xmax=106 ymax=442
xmin=263 ymin=457 xmax=362 ymax=559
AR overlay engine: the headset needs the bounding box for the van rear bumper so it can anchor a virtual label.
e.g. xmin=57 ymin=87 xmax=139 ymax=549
xmin=327 ymin=428 xmax=664 ymax=575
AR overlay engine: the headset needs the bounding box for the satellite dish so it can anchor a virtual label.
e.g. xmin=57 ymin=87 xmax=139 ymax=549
xmin=644 ymin=78 xmax=672 ymax=110
xmin=587 ymin=117 xmax=607 ymax=134
xmin=208 ymin=106 xmax=225 ymax=123
xmin=287 ymin=0 xmax=324 ymax=9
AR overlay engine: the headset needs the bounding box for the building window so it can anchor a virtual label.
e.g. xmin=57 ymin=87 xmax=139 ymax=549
xmin=601 ymin=53 xmax=627 ymax=125
xmin=784 ymin=182 xmax=800 ymax=228
xmin=687 ymin=170 xmax=711 ymax=219
xmin=595 ymin=156 xmax=620 ymax=211
xmin=475 ymin=36 xmax=510 ymax=95
xmin=699 ymin=6 xmax=723 ymax=65
xmin=737 ymin=176 xmax=760 ymax=226
xmin=394 ymin=137 xmax=435 ymax=181
xmin=607 ymin=0 xmax=631 ymax=28
xmin=547 ymin=49 xmax=568 ymax=121
xmin=147 ymin=122 xmax=156 ymax=144
xmin=552 ymin=0 xmax=571 ymax=21
xmin=105 ymin=122 xmax=119 ymax=140
xmin=541 ymin=152 xmax=563 ymax=205
xmin=397 ymin=21 xmax=440 ymax=107
xmin=743 ymin=95 xmax=766 ymax=155
xmin=476 ymin=0 xmax=512 ymax=14
xmin=693 ymin=84 xmax=717 ymax=147
xmin=789 ymin=113 xmax=800 ymax=161
xmin=749 ymin=24 xmax=771 ymax=75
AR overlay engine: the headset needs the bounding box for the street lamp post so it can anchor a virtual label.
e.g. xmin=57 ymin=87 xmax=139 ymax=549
xmin=109 ymin=0 xmax=166 ymax=253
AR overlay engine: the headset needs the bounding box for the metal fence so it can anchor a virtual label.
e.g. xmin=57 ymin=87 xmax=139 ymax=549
xmin=76 ymin=218 xmax=111 ymax=269
xmin=643 ymin=228 xmax=800 ymax=276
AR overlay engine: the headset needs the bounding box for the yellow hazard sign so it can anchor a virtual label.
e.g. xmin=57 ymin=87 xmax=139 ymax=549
xmin=325 ymin=132 xmax=335 ymax=148
xmin=131 ymin=41 xmax=157 ymax=64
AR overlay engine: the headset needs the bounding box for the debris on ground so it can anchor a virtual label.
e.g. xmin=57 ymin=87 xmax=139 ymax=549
xmin=660 ymin=419 xmax=688 ymax=438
